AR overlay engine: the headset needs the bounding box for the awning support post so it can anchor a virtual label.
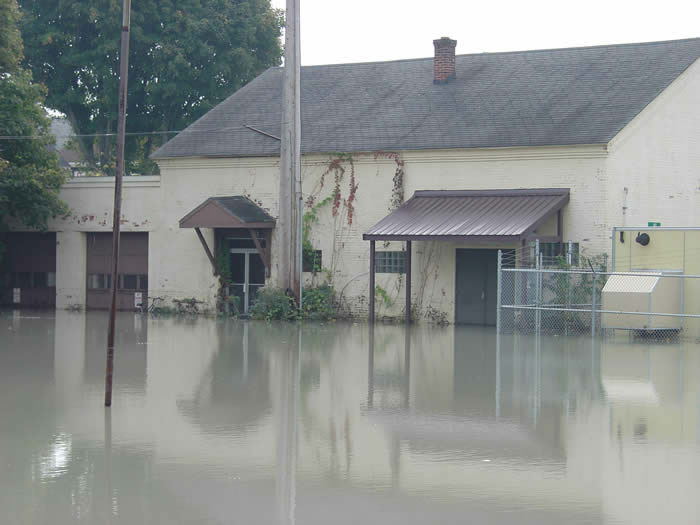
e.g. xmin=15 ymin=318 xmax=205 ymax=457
xmin=369 ymin=240 xmax=375 ymax=323
xmin=194 ymin=227 xmax=218 ymax=276
xmin=248 ymin=229 xmax=271 ymax=278
xmin=405 ymin=240 xmax=412 ymax=325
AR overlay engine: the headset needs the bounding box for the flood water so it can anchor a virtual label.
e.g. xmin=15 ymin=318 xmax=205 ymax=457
xmin=1 ymin=311 xmax=699 ymax=524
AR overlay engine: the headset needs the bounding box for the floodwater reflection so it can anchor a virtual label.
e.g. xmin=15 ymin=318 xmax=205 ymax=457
xmin=1 ymin=311 xmax=699 ymax=524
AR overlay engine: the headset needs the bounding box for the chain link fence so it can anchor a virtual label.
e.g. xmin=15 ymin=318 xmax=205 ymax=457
xmin=497 ymin=253 xmax=700 ymax=340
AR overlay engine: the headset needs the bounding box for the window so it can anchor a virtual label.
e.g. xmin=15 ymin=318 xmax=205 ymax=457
xmin=121 ymin=274 xmax=138 ymax=290
xmin=303 ymin=250 xmax=322 ymax=273
xmin=87 ymin=273 xmax=111 ymax=289
xmin=227 ymin=233 xmax=266 ymax=250
xmin=375 ymin=251 xmax=406 ymax=273
xmin=530 ymin=241 xmax=579 ymax=266
xmin=138 ymin=274 xmax=148 ymax=290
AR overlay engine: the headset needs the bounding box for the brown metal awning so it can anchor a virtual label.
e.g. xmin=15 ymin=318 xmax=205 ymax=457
xmin=179 ymin=196 xmax=275 ymax=229
xmin=363 ymin=188 xmax=569 ymax=242
xmin=179 ymin=196 xmax=275 ymax=278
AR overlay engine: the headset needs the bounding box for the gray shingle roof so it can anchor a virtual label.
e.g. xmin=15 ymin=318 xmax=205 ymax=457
xmin=152 ymin=38 xmax=700 ymax=159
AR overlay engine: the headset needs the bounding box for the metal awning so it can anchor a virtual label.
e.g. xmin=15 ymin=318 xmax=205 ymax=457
xmin=179 ymin=196 xmax=274 ymax=278
xmin=363 ymin=188 xmax=569 ymax=242
xmin=179 ymin=196 xmax=275 ymax=229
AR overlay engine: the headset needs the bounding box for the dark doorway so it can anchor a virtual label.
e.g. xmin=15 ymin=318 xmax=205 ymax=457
xmin=455 ymin=249 xmax=498 ymax=325
xmin=0 ymin=232 xmax=56 ymax=308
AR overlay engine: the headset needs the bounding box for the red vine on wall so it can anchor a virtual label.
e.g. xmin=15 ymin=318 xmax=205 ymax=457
xmin=310 ymin=154 xmax=358 ymax=225
xmin=373 ymin=151 xmax=405 ymax=211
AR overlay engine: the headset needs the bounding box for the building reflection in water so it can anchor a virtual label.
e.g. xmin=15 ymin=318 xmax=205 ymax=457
xmin=1 ymin=312 xmax=699 ymax=524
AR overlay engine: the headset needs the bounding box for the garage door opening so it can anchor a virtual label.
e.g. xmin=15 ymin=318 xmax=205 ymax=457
xmin=86 ymin=232 xmax=148 ymax=311
xmin=0 ymin=232 xmax=56 ymax=308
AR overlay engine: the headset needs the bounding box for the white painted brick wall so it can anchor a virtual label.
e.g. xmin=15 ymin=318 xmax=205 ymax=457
xmin=46 ymin=59 xmax=700 ymax=320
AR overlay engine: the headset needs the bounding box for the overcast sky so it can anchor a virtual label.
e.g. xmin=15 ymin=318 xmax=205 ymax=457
xmin=271 ymin=0 xmax=699 ymax=65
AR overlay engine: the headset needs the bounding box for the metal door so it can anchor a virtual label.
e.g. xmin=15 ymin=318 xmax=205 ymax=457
xmin=230 ymin=249 xmax=266 ymax=313
xmin=455 ymin=249 xmax=497 ymax=325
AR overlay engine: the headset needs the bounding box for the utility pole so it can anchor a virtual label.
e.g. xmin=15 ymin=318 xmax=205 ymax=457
xmin=278 ymin=0 xmax=302 ymax=301
xmin=105 ymin=0 xmax=131 ymax=407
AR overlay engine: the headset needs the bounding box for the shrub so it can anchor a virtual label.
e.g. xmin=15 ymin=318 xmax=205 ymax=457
xmin=250 ymin=288 xmax=298 ymax=321
xmin=249 ymin=285 xmax=338 ymax=321
xmin=301 ymin=284 xmax=336 ymax=321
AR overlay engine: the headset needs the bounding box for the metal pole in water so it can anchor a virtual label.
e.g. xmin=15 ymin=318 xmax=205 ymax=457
xmin=591 ymin=272 xmax=598 ymax=338
xmin=496 ymin=250 xmax=502 ymax=334
xmin=105 ymin=0 xmax=131 ymax=407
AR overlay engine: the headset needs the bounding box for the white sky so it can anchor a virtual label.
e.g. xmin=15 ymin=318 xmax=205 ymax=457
xmin=271 ymin=0 xmax=699 ymax=65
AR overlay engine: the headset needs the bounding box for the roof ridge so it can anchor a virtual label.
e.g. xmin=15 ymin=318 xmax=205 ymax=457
xmin=287 ymin=37 xmax=700 ymax=69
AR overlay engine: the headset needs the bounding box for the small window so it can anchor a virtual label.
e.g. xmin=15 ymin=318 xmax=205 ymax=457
xmin=47 ymin=272 xmax=56 ymax=287
xmin=531 ymin=242 xmax=579 ymax=266
xmin=138 ymin=274 xmax=148 ymax=290
xmin=87 ymin=273 xmax=111 ymax=289
xmin=375 ymin=251 xmax=406 ymax=273
xmin=122 ymin=274 xmax=138 ymax=290
xmin=227 ymin=234 xmax=266 ymax=250
xmin=303 ymin=250 xmax=322 ymax=273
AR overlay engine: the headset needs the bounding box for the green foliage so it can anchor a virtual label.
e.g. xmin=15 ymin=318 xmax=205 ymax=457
xmin=19 ymin=0 xmax=284 ymax=173
xmin=249 ymin=287 xmax=298 ymax=321
xmin=374 ymin=285 xmax=394 ymax=307
xmin=302 ymin=195 xmax=332 ymax=272
xmin=541 ymin=251 xmax=609 ymax=331
xmin=0 ymin=0 xmax=69 ymax=232
xmin=0 ymin=0 xmax=23 ymax=73
xmin=249 ymin=285 xmax=338 ymax=321
xmin=300 ymin=284 xmax=336 ymax=321
xmin=216 ymin=240 xmax=232 ymax=285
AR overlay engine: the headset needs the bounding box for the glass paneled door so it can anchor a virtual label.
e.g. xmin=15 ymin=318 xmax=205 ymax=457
xmin=230 ymin=249 xmax=266 ymax=314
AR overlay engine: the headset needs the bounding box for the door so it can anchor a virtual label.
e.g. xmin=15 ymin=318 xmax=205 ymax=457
xmin=455 ymin=249 xmax=498 ymax=325
xmin=230 ymin=249 xmax=266 ymax=313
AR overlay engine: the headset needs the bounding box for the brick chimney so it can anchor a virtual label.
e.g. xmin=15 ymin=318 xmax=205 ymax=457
xmin=433 ymin=37 xmax=457 ymax=84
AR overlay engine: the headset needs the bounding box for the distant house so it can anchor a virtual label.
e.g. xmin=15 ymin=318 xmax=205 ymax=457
xmin=5 ymin=37 xmax=700 ymax=323
xmin=49 ymin=118 xmax=88 ymax=177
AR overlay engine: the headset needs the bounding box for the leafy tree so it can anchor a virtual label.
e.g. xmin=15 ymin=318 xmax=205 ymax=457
xmin=0 ymin=0 xmax=68 ymax=237
xmin=19 ymin=0 xmax=284 ymax=174
xmin=0 ymin=0 xmax=23 ymax=72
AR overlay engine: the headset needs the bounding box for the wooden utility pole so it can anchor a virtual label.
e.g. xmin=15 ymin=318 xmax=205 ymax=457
xmin=105 ymin=0 xmax=131 ymax=407
xmin=278 ymin=0 xmax=302 ymax=299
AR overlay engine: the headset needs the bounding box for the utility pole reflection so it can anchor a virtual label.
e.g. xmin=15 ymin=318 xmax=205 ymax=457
xmin=275 ymin=325 xmax=300 ymax=525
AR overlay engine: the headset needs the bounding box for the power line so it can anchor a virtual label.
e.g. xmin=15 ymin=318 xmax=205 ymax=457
xmin=0 ymin=130 xmax=182 ymax=141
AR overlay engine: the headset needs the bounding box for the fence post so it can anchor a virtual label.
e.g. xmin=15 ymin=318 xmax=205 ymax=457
xmin=591 ymin=272 xmax=598 ymax=338
xmin=535 ymin=252 xmax=542 ymax=334
xmin=496 ymin=250 xmax=502 ymax=334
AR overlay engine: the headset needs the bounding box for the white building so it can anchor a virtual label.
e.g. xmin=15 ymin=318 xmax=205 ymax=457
xmin=3 ymin=37 xmax=700 ymax=323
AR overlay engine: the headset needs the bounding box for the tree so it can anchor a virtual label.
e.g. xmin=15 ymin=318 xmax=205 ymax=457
xmin=19 ymin=0 xmax=284 ymax=174
xmin=0 ymin=0 xmax=68 ymax=236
